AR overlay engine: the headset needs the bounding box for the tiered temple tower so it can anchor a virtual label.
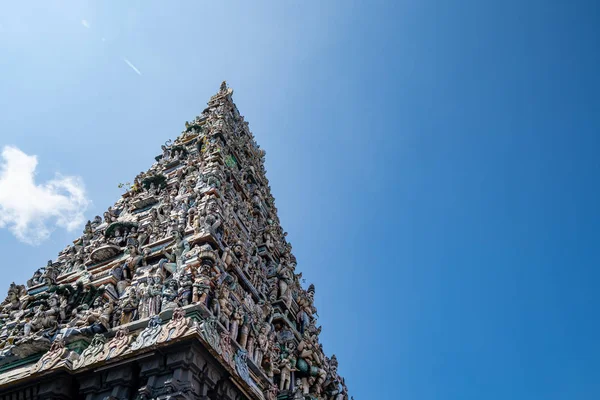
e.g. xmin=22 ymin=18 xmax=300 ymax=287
xmin=0 ymin=83 xmax=349 ymax=400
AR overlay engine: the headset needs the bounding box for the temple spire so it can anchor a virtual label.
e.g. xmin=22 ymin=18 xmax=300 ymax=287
xmin=0 ymin=83 xmax=350 ymax=400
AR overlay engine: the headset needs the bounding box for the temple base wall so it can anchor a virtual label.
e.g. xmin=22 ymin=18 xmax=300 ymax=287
xmin=0 ymin=340 xmax=250 ymax=400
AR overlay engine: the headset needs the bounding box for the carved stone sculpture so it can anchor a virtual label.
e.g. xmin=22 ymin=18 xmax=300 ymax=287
xmin=157 ymin=308 xmax=190 ymax=343
xmin=75 ymin=333 xmax=106 ymax=368
xmin=131 ymin=315 xmax=163 ymax=350
xmin=99 ymin=327 xmax=131 ymax=361
xmin=31 ymin=339 xmax=75 ymax=373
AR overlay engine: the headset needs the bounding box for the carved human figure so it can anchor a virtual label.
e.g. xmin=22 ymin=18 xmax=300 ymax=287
xmin=218 ymin=287 xmax=233 ymax=331
xmin=119 ymin=288 xmax=139 ymax=325
xmin=178 ymin=273 xmax=193 ymax=306
xmin=160 ymin=229 xmax=190 ymax=276
xmin=161 ymin=280 xmax=179 ymax=311
xmin=148 ymin=275 xmax=163 ymax=316
xmin=23 ymin=296 xmax=60 ymax=337
xmin=137 ymin=282 xmax=150 ymax=319
xmin=279 ymin=356 xmax=294 ymax=391
xmin=41 ymin=261 xmax=58 ymax=286
xmin=276 ymin=260 xmax=294 ymax=307
xmin=229 ymin=306 xmax=242 ymax=343
xmin=210 ymin=287 xmax=221 ymax=318
xmin=112 ymin=229 xmax=126 ymax=247
xmin=297 ymin=331 xmax=327 ymax=393
xmin=161 ymin=144 xmax=170 ymax=162
xmin=296 ymin=284 xmax=316 ymax=334
xmin=263 ymin=230 xmax=275 ymax=251
xmin=148 ymin=182 xmax=158 ymax=196
xmin=0 ymin=284 xmax=24 ymax=321
xmin=123 ymin=241 xmax=144 ymax=280
xmin=27 ymin=269 xmax=43 ymax=288
xmin=192 ymin=265 xmax=212 ymax=305
xmin=67 ymin=298 xmax=113 ymax=336
xmin=246 ymin=328 xmax=256 ymax=360
xmin=193 ymin=209 xmax=213 ymax=237
xmin=298 ymin=330 xmax=316 ymax=365
xmin=238 ymin=311 xmax=251 ymax=349
xmin=75 ymin=265 xmax=93 ymax=288
xmin=264 ymin=385 xmax=278 ymax=400
xmin=149 ymin=218 xmax=162 ymax=243
xmin=150 ymin=207 xmax=165 ymax=224
xmin=293 ymin=378 xmax=306 ymax=400
xmin=254 ymin=322 xmax=270 ymax=366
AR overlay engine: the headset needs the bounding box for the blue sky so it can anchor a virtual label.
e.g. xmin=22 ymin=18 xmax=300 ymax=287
xmin=1 ymin=1 xmax=600 ymax=398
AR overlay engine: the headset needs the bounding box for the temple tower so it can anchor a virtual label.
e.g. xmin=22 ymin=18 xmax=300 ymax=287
xmin=0 ymin=83 xmax=349 ymax=400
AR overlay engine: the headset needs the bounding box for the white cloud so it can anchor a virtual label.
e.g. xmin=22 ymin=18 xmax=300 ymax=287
xmin=81 ymin=19 xmax=90 ymax=29
xmin=0 ymin=146 xmax=90 ymax=245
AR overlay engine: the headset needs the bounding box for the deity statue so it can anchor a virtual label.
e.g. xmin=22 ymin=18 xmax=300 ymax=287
xmin=148 ymin=275 xmax=163 ymax=316
xmin=217 ymin=287 xmax=233 ymax=331
xmin=263 ymin=230 xmax=275 ymax=252
xmin=209 ymin=287 xmax=221 ymax=318
xmin=150 ymin=207 xmax=166 ymax=224
xmin=254 ymin=322 xmax=270 ymax=366
xmin=276 ymin=260 xmax=294 ymax=308
xmin=119 ymin=288 xmax=139 ymax=325
xmin=238 ymin=311 xmax=252 ymax=349
xmin=296 ymin=284 xmax=316 ymax=334
xmin=192 ymin=265 xmax=212 ymax=305
xmin=137 ymin=282 xmax=150 ymax=319
xmin=159 ymin=229 xmax=190 ymax=277
xmin=229 ymin=306 xmax=243 ymax=343
xmin=278 ymin=355 xmax=295 ymax=391
xmin=265 ymin=385 xmax=279 ymax=400
xmin=23 ymin=295 xmax=60 ymax=337
xmin=178 ymin=273 xmax=193 ymax=306
xmin=91 ymin=215 xmax=103 ymax=228
xmin=160 ymin=144 xmax=170 ymax=162
xmin=111 ymin=228 xmax=126 ymax=247
xmin=194 ymin=209 xmax=222 ymax=239
xmin=65 ymin=297 xmax=113 ymax=336
xmin=75 ymin=265 xmax=93 ymax=288
xmin=0 ymin=283 xmax=25 ymax=321
xmin=41 ymin=261 xmax=58 ymax=286
xmin=27 ymin=269 xmax=43 ymax=288
xmin=292 ymin=378 xmax=306 ymax=400
xmin=123 ymin=239 xmax=144 ymax=280
xmin=161 ymin=280 xmax=179 ymax=311
xmin=148 ymin=182 xmax=158 ymax=196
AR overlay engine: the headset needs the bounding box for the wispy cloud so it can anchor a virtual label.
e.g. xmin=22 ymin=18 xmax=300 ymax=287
xmin=81 ymin=19 xmax=90 ymax=29
xmin=0 ymin=146 xmax=90 ymax=245
xmin=123 ymin=58 xmax=142 ymax=75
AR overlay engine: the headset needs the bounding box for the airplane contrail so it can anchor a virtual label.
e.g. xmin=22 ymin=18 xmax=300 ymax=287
xmin=123 ymin=58 xmax=142 ymax=76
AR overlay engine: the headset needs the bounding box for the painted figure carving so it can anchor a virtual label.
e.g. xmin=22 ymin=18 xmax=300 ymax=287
xmin=160 ymin=229 xmax=190 ymax=276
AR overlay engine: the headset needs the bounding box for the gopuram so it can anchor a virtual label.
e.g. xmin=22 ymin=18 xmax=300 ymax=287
xmin=0 ymin=83 xmax=350 ymax=400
